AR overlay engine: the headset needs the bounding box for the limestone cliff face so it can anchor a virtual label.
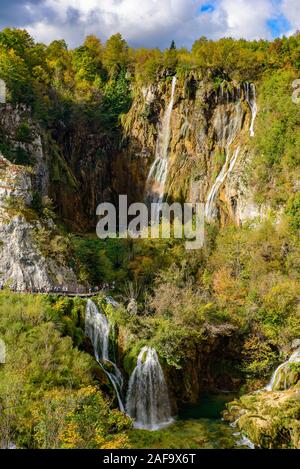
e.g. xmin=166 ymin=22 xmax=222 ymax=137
xmin=0 ymin=75 xmax=269 ymax=289
xmin=0 ymin=76 xmax=266 ymax=235
xmin=122 ymin=74 xmax=265 ymax=225
xmin=0 ymin=153 xmax=79 ymax=291
xmin=0 ymin=103 xmax=79 ymax=290
xmin=0 ymin=212 xmax=78 ymax=291
xmin=46 ymin=114 xmax=148 ymax=231
xmin=166 ymin=323 xmax=242 ymax=409
xmin=0 ymin=103 xmax=49 ymax=196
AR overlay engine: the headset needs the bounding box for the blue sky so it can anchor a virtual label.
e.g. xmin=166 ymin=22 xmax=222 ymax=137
xmin=0 ymin=0 xmax=298 ymax=48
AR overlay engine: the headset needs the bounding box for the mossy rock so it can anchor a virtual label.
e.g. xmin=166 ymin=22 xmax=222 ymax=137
xmin=272 ymin=363 xmax=300 ymax=391
xmin=225 ymin=388 xmax=300 ymax=448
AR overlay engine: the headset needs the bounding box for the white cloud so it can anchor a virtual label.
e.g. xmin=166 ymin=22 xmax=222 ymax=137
xmin=219 ymin=0 xmax=275 ymax=39
xmin=281 ymin=0 xmax=300 ymax=35
xmin=25 ymin=0 xmax=225 ymax=47
xmin=26 ymin=21 xmax=79 ymax=46
xmin=21 ymin=0 xmax=298 ymax=48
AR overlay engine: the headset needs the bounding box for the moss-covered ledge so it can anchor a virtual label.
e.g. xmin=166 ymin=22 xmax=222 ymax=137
xmin=224 ymin=384 xmax=300 ymax=449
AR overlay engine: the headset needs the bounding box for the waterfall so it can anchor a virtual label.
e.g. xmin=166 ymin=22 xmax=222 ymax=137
xmin=265 ymin=347 xmax=300 ymax=392
xmin=146 ymin=76 xmax=177 ymax=223
xmin=204 ymin=82 xmax=257 ymax=223
xmin=205 ymin=147 xmax=240 ymax=222
xmin=233 ymin=432 xmax=255 ymax=449
xmin=207 ymin=99 xmax=243 ymax=224
xmin=126 ymin=346 xmax=173 ymax=431
xmin=85 ymin=300 xmax=125 ymax=412
xmin=86 ymin=299 xmax=110 ymax=361
xmin=244 ymin=83 xmax=257 ymax=137
xmin=231 ymin=417 xmax=255 ymax=449
xmin=230 ymin=346 xmax=300 ymax=449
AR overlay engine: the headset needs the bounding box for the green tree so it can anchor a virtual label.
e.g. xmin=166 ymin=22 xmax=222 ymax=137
xmin=0 ymin=27 xmax=34 ymax=56
xmin=72 ymin=35 xmax=104 ymax=83
xmin=103 ymin=33 xmax=130 ymax=77
xmin=286 ymin=193 xmax=300 ymax=231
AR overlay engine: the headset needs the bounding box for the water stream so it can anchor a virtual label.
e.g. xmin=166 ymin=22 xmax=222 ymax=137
xmin=126 ymin=346 xmax=173 ymax=431
xmin=85 ymin=299 xmax=125 ymax=412
xmin=146 ymin=76 xmax=177 ymax=223
xmin=205 ymin=146 xmax=240 ymax=222
xmin=129 ymin=394 xmax=254 ymax=449
xmin=265 ymin=347 xmax=300 ymax=391
xmin=85 ymin=300 xmax=258 ymax=444
xmin=244 ymin=82 xmax=257 ymax=137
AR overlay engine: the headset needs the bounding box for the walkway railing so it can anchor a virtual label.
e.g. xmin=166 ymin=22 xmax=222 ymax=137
xmin=1 ymin=287 xmax=114 ymax=298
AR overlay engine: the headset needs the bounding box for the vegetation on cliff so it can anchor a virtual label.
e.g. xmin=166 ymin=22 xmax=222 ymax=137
xmin=224 ymin=386 xmax=300 ymax=449
xmin=1 ymin=27 xmax=300 ymax=131
xmin=0 ymin=27 xmax=300 ymax=449
xmin=93 ymin=215 xmax=299 ymax=385
xmin=0 ymin=292 xmax=131 ymax=449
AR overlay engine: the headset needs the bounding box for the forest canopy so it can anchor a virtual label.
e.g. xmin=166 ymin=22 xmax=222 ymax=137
xmin=1 ymin=27 xmax=300 ymax=121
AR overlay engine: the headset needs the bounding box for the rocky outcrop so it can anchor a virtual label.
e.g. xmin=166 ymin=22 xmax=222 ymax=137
xmin=224 ymin=386 xmax=300 ymax=449
xmin=224 ymin=346 xmax=300 ymax=448
xmin=0 ymin=215 xmax=78 ymax=291
xmin=165 ymin=323 xmax=243 ymax=410
xmin=0 ymin=103 xmax=82 ymax=290
xmin=122 ymin=75 xmax=265 ymax=226
xmin=0 ymin=103 xmax=49 ymax=196
xmin=119 ymin=319 xmax=243 ymax=413
xmin=0 ymin=153 xmax=32 ymax=205
xmin=0 ymin=153 xmax=79 ymax=291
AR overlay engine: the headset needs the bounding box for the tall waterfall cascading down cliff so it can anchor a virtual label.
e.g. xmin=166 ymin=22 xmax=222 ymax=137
xmin=85 ymin=300 xmax=125 ymax=412
xmin=126 ymin=347 xmax=173 ymax=430
xmin=244 ymin=83 xmax=257 ymax=137
xmin=204 ymin=82 xmax=257 ymax=223
xmin=205 ymin=146 xmax=240 ymax=222
xmin=146 ymin=76 xmax=177 ymax=223
xmin=265 ymin=347 xmax=300 ymax=391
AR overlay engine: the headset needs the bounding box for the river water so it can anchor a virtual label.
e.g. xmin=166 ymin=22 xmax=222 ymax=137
xmin=129 ymin=393 xmax=253 ymax=449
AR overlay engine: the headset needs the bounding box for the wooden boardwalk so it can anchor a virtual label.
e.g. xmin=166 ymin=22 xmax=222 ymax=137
xmin=9 ymin=291 xmax=102 ymax=298
xmin=53 ymin=292 xmax=100 ymax=298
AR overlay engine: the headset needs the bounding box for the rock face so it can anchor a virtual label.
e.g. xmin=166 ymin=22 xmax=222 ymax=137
xmin=0 ymin=214 xmax=78 ymax=291
xmin=122 ymin=75 xmax=265 ymax=225
xmin=127 ymin=298 xmax=138 ymax=315
xmin=224 ymin=386 xmax=300 ymax=449
xmin=0 ymin=103 xmax=49 ymax=196
xmin=0 ymin=105 xmax=77 ymax=290
xmin=1 ymin=76 xmax=267 ymax=234
xmin=44 ymin=109 xmax=148 ymax=231
xmin=0 ymin=79 xmax=6 ymax=104
xmin=0 ymin=76 xmax=270 ymax=289
xmin=166 ymin=323 xmax=242 ymax=409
